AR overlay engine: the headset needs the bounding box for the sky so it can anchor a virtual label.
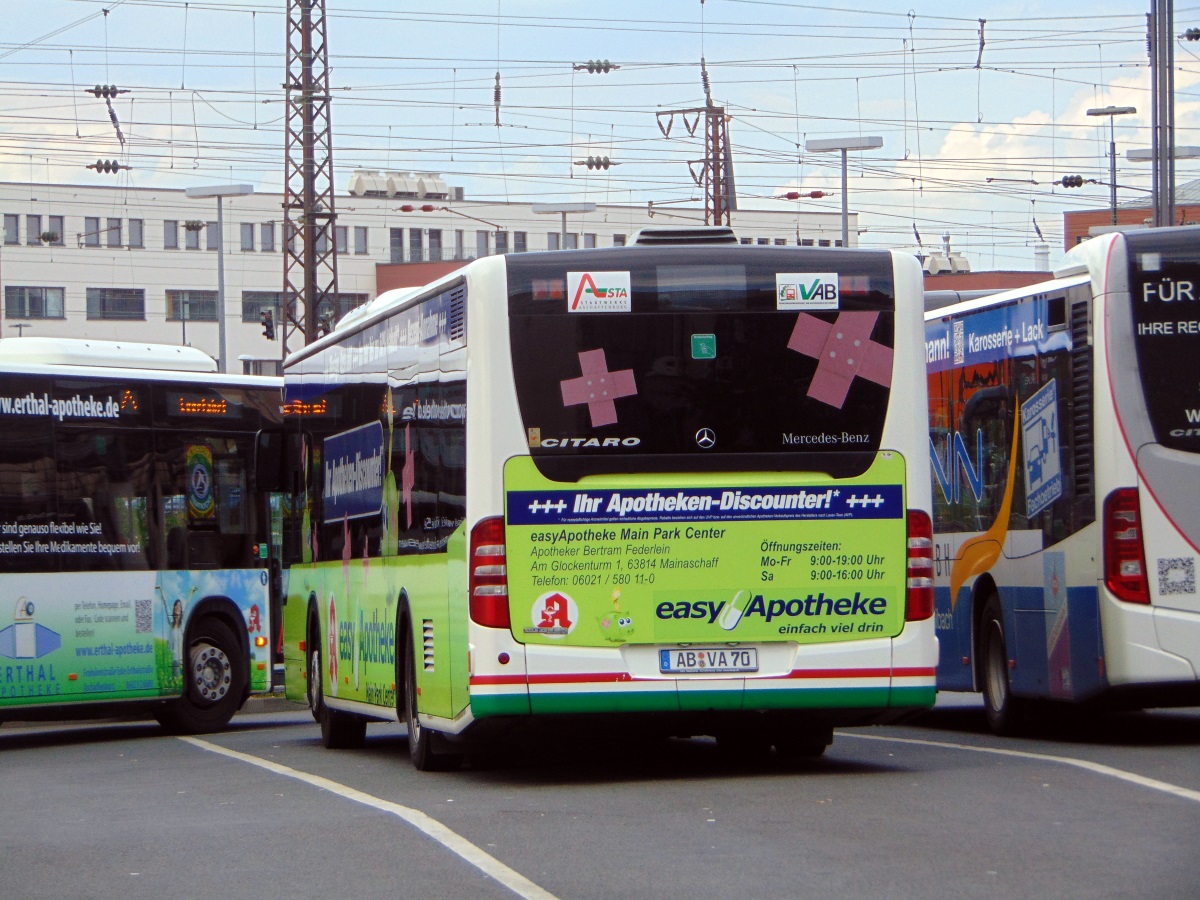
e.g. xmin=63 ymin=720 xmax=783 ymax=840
xmin=2 ymin=0 xmax=1197 ymax=269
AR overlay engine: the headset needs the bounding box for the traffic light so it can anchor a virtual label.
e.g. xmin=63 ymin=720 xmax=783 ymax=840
xmin=1061 ymin=174 xmax=1085 ymax=188
xmin=87 ymin=159 xmax=127 ymax=174
xmin=260 ymin=309 xmax=275 ymax=340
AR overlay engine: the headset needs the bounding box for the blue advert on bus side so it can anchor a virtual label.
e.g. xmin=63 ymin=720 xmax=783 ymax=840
xmin=323 ymin=420 xmax=385 ymax=522
xmin=925 ymin=295 xmax=1070 ymax=374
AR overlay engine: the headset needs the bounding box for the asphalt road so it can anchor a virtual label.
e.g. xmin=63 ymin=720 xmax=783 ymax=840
xmin=3 ymin=697 xmax=1199 ymax=899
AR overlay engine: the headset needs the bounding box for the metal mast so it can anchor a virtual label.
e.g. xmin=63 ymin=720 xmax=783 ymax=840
xmin=283 ymin=0 xmax=339 ymax=351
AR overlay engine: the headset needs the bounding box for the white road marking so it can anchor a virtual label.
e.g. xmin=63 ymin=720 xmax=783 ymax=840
xmin=179 ymin=736 xmax=560 ymax=900
xmin=841 ymin=732 xmax=1200 ymax=804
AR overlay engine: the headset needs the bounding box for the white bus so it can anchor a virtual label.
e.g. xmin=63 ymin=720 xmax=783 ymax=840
xmin=926 ymin=225 xmax=1200 ymax=733
xmin=278 ymin=227 xmax=937 ymax=769
xmin=0 ymin=338 xmax=284 ymax=733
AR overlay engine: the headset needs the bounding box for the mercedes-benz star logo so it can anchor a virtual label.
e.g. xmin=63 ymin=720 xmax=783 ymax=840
xmin=695 ymin=427 xmax=717 ymax=449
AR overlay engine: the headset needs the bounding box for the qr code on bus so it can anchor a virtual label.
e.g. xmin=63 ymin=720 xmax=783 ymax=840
xmin=135 ymin=598 xmax=153 ymax=633
xmin=1157 ymin=558 xmax=1196 ymax=595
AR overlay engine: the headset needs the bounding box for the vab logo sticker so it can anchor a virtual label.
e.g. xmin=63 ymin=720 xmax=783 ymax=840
xmin=776 ymin=272 xmax=840 ymax=311
xmin=524 ymin=592 xmax=579 ymax=638
xmin=568 ymin=271 xmax=632 ymax=312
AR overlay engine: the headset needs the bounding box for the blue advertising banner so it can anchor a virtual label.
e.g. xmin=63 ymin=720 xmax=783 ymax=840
xmin=323 ymin=421 xmax=385 ymax=522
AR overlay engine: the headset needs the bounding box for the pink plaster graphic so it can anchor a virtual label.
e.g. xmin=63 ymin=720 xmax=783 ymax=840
xmin=786 ymin=311 xmax=893 ymax=408
xmin=560 ymin=349 xmax=637 ymax=427
xmin=401 ymin=423 xmax=415 ymax=530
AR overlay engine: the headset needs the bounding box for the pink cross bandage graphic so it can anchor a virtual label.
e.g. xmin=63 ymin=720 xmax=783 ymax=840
xmin=560 ymin=348 xmax=638 ymax=427
xmin=786 ymin=311 xmax=893 ymax=409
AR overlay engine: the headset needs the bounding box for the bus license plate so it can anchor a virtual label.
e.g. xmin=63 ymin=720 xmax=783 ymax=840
xmin=659 ymin=647 xmax=758 ymax=675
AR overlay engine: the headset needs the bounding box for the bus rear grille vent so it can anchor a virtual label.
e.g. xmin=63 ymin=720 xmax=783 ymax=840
xmin=1069 ymin=297 xmax=1093 ymax=500
xmin=448 ymin=287 xmax=466 ymax=342
xmin=633 ymin=226 xmax=738 ymax=245
xmin=422 ymin=619 xmax=435 ymax=671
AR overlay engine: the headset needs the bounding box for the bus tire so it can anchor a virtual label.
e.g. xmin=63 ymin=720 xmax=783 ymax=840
xmin=306 ymin=613 xmax=323 ymax=723
xmin=980 ymin=596 xmax=1026 ymax=736
xmin=155 ymin=616 xmax=246 ymax=735
xmin=401 ymin=620 xmax=461 ymax=772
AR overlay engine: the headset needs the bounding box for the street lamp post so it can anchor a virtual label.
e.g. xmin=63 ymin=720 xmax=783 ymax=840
xmin=532 ymin=202 xmax=597 ymax=249
xmin=1087 ymin=106 xmax=1137 ymax=225
xmin=803 ymin=136 xmax=882 ymax=247
xmin=185 ymin=183 xmax=254 ymax=372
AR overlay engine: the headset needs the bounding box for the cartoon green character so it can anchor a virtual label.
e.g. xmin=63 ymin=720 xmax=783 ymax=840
xmin=597 ymin=589 xmax=634 ymax=643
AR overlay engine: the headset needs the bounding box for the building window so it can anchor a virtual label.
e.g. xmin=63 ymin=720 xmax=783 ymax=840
xmin=800 ymin=238 xmax=814 ymax=246
xmin=286 ymin=223 xmax=298 ymax=255
xmin=184 ymin=223 xmax=201 ymax=250
xmin=316 ymin=293 xmax=369 ymax=330
xmin=5 ymin=286 xmax=65 ymax=319
xmin=547 ymin=232 xmax=560 ymax=251
xmin=818 ymin=239 xmax=831 ymax=247
xmin=335 ymin=225 xmax=348 ymax=254
xmin=261 ymin=222 xmax=275 ymax=252
xmin=564 ymin=233 xmax=578 ymax=250
xmin=583 ymin=233 xmax=596 ymax=249
xmin=106 ymin=218 xmax=122 ymax=248
xmin=205 ymin=222 xmax=218 ymax=251
xmin=834 ymin=239 xmax=843 ymax=247
xmin=164 ymin=220 xmax=179 ymax=250
xmin=514 ymin=231 xmax=527 ymax=253
xmin=84 ymin=217 xmax=101 ymax=247
xmin=390 ymin=227 xmax=403 ymax=263
xmin=86 ymin=287 xmax=144 ymax=320
xmin=242 ymin=291 xmax=295 ymax=323
xmin=47 ymin=215 xmax=64 ymax=245
xmin=455 ymin=229 xmax=465 ymax=259
xmin=128 ymin=219 xmax=144 ymax=248
xmin=354 ymin=226 xmax=369 ymax=255
xmin=410 ymin=229 xmax=424 ymax=262
xmin=241 ymin=223 xmax=255 ymax=251
xmin=495 ymin=231 xmax=509 ymax=255
xmin=774 ymin=238 xmax=787 ymax=245
xmin=3 ymin=214 xmax=17 ymax=245
xmin=739 ymin=237 xmax=752 ymax=245
xmin=475 ymin=230 xmax=489 ymax=258
xmin=613 ymin=234 xmax=626 ymax=246
xmin=25 ymin=215 xmax=42 ymax=245
xmin=166 ymin=289 xmax=218 ymax=321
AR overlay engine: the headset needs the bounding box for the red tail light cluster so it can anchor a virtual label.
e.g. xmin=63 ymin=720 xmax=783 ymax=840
xmin=1104 ymin=488 xmax=1150 ymax=604
xmin=469 ymin=516 xmax=510 ymax=627
xmin=906 ymin=509 xmax=935 ymax=621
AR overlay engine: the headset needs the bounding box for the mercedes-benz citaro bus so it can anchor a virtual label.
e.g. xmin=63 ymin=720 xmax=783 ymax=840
xmin=276 ymin=226 xmax=937 ymax=770
xmin=926 ymin=225 xmax=1200 ymax=734
xmin=0 ymin=337 xmax=284 ymax=733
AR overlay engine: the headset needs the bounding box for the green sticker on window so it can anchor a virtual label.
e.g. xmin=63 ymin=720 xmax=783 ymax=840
xmin=691 ymin=333 xmax=717 ymax=359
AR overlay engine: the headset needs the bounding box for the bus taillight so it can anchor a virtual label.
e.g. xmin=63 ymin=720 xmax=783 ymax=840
xmin=1104 ymin=488 xmax=1150 ymax=604
xmin=906 ymin=509 xmax=934 ymax=621
xmin=469 ymin=516 xmax=510 ymax=627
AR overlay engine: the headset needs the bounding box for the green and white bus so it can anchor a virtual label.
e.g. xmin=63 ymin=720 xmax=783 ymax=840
xmin=278 ymin=227 xmax=937 ymax=769
xmin=0 ymin=338 xmax=284 ymax=733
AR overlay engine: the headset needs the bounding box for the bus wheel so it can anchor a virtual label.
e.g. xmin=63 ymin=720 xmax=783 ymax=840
xmin=156 ymin=617 xmax=246 ymax=735
xmin=401 ymin=621 xmax=461 ymax=772
xmin=981 ymin=596 xmax=1025 ymax=736
xmin=306 ymin=618 xmax=323 ymax=723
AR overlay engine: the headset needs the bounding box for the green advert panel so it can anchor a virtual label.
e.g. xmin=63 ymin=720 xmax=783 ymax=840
xmin=504 ymin=453 xmax=908 ymax=647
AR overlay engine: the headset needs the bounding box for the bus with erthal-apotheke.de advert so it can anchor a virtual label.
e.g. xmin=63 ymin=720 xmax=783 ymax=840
xmin=926 ymin=225 xmax=1200 ymax=734
xmin=275 ymin=227 xmax=937 ymax=770
xmin=0 ymin=338 xmax=285 ymax=733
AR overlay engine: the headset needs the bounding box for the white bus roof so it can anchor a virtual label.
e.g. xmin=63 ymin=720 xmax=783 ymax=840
xmin=0 ymin=337 xmax=218 ymax=372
